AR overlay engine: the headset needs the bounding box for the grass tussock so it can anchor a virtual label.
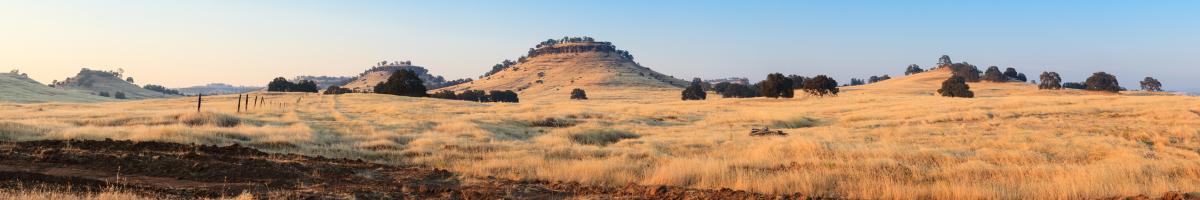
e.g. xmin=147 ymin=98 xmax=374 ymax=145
xmin=771 ymin=117 xmax=820 ymax=129
xmin=569 ymin=129 xmax=639 ymax=146
xmin=177 ymin=112 xmax=241 ymax=127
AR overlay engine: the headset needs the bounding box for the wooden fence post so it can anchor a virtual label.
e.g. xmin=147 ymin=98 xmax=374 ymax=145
xmin=197 ymin=94 xmax=203 ymax=112
xmin=237 ymin=94 xmax=243 ymax=113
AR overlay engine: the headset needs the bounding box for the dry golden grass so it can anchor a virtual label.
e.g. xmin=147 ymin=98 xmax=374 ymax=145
xmin=2 ymin=70 xmax=1198 ymax=199
xmin=0 ymin=186 xmax=253 ymax=200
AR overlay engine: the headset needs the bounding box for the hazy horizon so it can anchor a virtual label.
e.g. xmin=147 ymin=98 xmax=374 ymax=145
xmin=2 ymin=1 xmax=1196 ymax=91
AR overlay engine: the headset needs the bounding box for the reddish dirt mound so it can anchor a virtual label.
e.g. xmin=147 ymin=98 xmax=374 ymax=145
xmin=0 ymin=139 xmax=820 ymax=199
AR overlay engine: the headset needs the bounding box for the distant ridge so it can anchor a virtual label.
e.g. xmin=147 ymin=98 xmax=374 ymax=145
xmin=175 ymin=83 xmax=263 ymax=95
xmin=442 ymin=37 xmax=689 ymax=96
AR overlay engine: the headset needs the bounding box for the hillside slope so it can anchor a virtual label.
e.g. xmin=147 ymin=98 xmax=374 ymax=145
xmin=442 ymin=38 xmax=689 ymax=99
xmin=51 ymin=69 xmax=180 ymax=100
xmin=0 ymin=73 xmax=110 ymax=103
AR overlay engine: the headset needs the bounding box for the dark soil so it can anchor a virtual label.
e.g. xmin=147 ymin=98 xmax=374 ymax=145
xmin=0 ymin=139 xmax=816 ymax=200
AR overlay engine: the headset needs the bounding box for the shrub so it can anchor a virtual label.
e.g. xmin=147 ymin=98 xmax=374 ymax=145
xmin=1039 ymin=71 xmax=1063 ymax=90
xmin=1140 ymin=77 xmax=1163 ymax=92
xmin=982 ymin=66 xmax=1006 ymax=82
xmin=323 ymin=85 xmax=353 ymax=95
xmin=802 ymin=75 xmax=839 ymax=96
xmin=759 ymin=73 xmax=794 ymax=98
xmin=938 ymin=76 xmax=974 ymax=98
xmin=1084 ymin=72 xmax=1121 ymax=93
xmin=113 ymin=92 xmax=126 ymax=99
xmin=375 ymin=70 xmax=428 ymax=97
xmin=488 ymin=90 xmax=519 ymax=103
xmin=98 ymin=91 xmax=110 ymax=97
xmin=720 ymin=83 xmax=761 ymax=98
xmin=569 ymin=129 xmax=639 ymax=146
xmin=570 ymin=88 xmax=588 ymax=100
xmin=905 ymin=64 xmax=925 ymax=75
xmin=681 ymin=79 xmax=706 ymax=100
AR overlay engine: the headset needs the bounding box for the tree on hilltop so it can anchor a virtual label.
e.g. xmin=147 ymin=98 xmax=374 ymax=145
xmin=1140 ymin=77 xmax=1163 ymax=92
xmin=1084 ymin=72 xmax=1121 ymax=93
xmin=1038 ymin=71 xmax=1062 ymax=90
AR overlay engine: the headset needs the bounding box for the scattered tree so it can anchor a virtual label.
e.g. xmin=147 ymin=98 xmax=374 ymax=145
xmin=488 ymin=90 xmax=519 ymax=103
xmin=1038 ymin=71 xmax=1063 ymax=90
xmin=720 ymin=83 xmax=761 ymax=98
xmin=324 ymin=85 xmax=353 ymax=95
xmin=98 ymin=91 xmax=110 ymax=97
xmin=787 ymin=75 xmax=808 ymax=89
xmin=759 ymin=73 xmax=794 ymax=98
xmin=947 ymin=63 xmax=981 ymax=82
xmin=1140 ymin=77 xmax=1163 ymax=92
xmin=457 ymin=90 xmax=487 ymax=102
xmin=982 ymin=66 xmax=1006 ymax=82
xmin=681 ymin=78 xmax=707 ymax=100
xmin=938 ymin=76 xmax=974 ymax=98
xmin=1084 ymin=72 xmax=1121 ymax=93
xmin=848 ymin=78 xmax=865 ymax=86
xmin=570 ymin=88 xmax=588 ymax=100
xmin=375 ymin=69 xmax=428 ymax=97
xmin=267 ymin=77 xmax=293 ymax=92
xmin=905 ymin=64 xmax=925 ymax=75
xmin=937 ymin=55 xmax=953 ymax=68
xmin=114 ymin=92 xmax=127 ymax=99
xmin=125 ymin=77 xmax=134 ymax=83
xmin=802 ymin=75 xmax=839 ymax=96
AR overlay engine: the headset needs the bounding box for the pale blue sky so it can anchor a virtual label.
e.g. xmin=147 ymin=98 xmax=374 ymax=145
xmin=1 ymin=1 xmax=1196 ymax=91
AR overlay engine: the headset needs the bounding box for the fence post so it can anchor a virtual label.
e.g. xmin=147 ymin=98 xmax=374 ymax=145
xmin=237 ymin=94 xmax=243 ymax=113
xmin=197 ymin=94 xmax=203 ymax=112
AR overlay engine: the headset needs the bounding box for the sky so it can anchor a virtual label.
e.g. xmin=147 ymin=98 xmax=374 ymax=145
xmin=1 ymin=0 xmax=1197 ymax=91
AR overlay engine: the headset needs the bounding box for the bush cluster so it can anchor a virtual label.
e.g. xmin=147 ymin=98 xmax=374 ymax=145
xmin=267 ymin=77 xmax=319 ymax=93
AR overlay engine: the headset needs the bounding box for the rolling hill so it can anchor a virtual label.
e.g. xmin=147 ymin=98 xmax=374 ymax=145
xmin=51 ymin=68 xmax=181 ymax=100
xmin=441 ymin=37 xmax=690 ymax=98
xmin=0 ymin=72 xmax=110 ymax=103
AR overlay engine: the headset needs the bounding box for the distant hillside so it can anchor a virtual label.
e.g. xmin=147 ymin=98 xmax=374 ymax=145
xmin=0 ymin=71 xmax=110 ymax=103
xmin=293 ymin=76 xmax=354 ymax=89
xmin=50 ymin=68 xmax=180 ymax=100
xmin=340 ymin=61 xmax=470 ymax=92
xmin=175 ymin=83 xmax=263 ymax=95
xmin=442 ymin=37 xmax=689 ymax=97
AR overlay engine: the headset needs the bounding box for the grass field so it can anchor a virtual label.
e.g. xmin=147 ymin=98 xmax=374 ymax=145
xmin=2 ymin=70 xmax=1198 ymax=199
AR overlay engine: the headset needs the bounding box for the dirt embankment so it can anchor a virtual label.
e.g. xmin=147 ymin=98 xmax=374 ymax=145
xmin=0 ymin=139 xmax=813 ymax=199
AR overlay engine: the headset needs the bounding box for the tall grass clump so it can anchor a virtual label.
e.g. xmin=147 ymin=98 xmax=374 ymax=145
xmin=569 ymin=129 xmax=639 ymax=146
xmin=176 ymin=112 xmax=241 ymax=127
